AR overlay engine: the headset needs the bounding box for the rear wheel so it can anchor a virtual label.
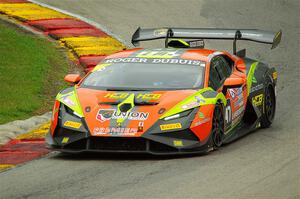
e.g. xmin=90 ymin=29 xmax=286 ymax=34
xmin=261 ymin=85 xmax=276 ymax=128
xmin=211 ymin=104 xmax=225 ymax=148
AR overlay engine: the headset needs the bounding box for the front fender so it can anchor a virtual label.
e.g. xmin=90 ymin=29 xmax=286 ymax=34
xmin=160 ymin=87 xmax=226 ymax=119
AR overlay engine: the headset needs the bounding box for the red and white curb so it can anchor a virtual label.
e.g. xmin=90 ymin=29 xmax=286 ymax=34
xmin=0 ymin=0 xmax=127 ymax=171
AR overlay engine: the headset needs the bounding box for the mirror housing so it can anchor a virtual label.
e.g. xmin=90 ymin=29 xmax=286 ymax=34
xmin=236 ymin=64 xmax=246 ymax=71
xmin=224 ymin=77 xmax=245 ymax=88
xmin=236 ymin=49 xmax=246 ymax=58
xmin=64 ymin=74 xmax=82 ymax=84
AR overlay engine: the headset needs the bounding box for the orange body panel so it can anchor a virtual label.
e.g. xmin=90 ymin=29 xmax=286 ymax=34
xmin=190 ymin=104 xmax=215 ymax=141
xmin=50 ymin=101 xmax=60 ymax=135
xmin=181 ymin=49 xmax=214 ymax=61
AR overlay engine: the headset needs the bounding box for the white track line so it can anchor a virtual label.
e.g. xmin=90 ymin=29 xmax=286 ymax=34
xmin=28 ymin=0 xmax=133 ymax=47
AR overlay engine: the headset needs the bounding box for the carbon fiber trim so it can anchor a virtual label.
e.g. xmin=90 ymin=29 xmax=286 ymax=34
xmin=48 ymin=135 xmax=211 ymax=155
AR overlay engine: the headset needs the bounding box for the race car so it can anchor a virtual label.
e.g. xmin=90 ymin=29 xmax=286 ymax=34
xmin=46 ymin=28 xmax=281 ymax=155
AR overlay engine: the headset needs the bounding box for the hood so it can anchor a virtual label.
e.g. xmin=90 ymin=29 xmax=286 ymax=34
xmin=76 ymin=88 xmax=200 ymax=137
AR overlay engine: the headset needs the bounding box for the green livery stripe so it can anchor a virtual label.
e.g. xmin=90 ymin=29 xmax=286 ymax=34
xmin=56 ymin=88 xmax=84 ymax=117
xmin=247 ymin=62 xmax=259 ymax=95
xmin=92 ymin=63 xmax=112 ymax=72
xmin=170 ymin=39 xmax=190 ymax=47
xmin=116 ymin=93 xmax=135 ymax=124
xmin=160 ymin=87 xmax=227 ymax=119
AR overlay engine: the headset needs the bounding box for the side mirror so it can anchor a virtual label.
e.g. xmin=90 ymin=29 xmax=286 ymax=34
xmin=224 ymin=77 xmax=245 ymax=88
xmin=64 ymin=74 xmax=82 ymax=84
xmin=236 ymin=64 xmax=246 ymax=71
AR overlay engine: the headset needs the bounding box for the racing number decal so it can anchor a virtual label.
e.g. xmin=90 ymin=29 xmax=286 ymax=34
xmin=225 ymin=106 xmax=232 ymax=124
xmin=224 ymin=99 xmax=232 ymax=130
xmin=136 ymin=50 xmax=181 ymax=58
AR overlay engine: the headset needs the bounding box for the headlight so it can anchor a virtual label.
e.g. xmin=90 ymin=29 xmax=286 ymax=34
xmin=61 ymin=104 xmax=82 ymax=118
xmin=163 ymin=109 xmax=193 ymax=121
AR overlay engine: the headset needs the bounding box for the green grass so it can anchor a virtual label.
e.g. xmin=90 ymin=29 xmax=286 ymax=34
xmin=0 ymin=21 xmax=71 ymax=124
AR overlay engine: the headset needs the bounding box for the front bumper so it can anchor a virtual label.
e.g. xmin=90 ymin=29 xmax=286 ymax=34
xmin=48 ymin=107 xmax=212 ymax=155
xmin=46 ymin=129 xmax=211 ymax=155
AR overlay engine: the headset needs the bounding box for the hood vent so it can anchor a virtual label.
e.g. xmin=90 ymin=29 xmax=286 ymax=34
xmin=119 ymin=103 xmax=132 ymax=112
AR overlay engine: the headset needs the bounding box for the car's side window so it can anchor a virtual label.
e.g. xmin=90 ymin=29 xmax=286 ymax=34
xmin=209 ymin=56 xmax=233 ymax=90
xmin=209 ymin=58 xmax=222 ymax=90
xmin=219 ymin=56 xmax=233 ymax=78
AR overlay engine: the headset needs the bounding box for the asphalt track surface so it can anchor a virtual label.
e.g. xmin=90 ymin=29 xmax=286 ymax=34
xmin=1 ymin=0 xmax=299 ymax=198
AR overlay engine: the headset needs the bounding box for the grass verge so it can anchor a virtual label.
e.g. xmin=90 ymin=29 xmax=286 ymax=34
xmin=0 ymin=20 xmax=72 ymax=124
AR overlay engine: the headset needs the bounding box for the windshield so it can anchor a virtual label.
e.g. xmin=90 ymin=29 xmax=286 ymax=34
xmin=81 ymin=58 xmax=205 ymax=91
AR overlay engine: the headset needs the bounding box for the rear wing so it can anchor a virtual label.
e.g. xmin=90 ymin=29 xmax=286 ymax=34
xmin=131 ymin=28 xmax=282 ymax=54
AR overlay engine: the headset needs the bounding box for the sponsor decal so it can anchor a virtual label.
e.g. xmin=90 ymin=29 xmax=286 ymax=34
xmin=136 ymin=93 xmax=161 ymax=100
xmin=272 ymin=72 xmax=278 ymax=80
xmin=93 ymin=127 xmax=138 ymax=136
xmin=228 ymin=87 xmax=243 ymax=100
xmin=251 ymin=84 xmax=264 ymax=93
xmin=64 ymin=121 xmax=82 ymax=129
xmin=188 ymin=40 xmax=205 ymax=48
xmin=229 ymin=89 xmax=236 ymax=99
xmin=194 ymin=118 xmax=210 ymax=126
xmin=61 ymin=137 xmax=69 ymax=144
xmin=138 ymin=122 xmax=144 ymax=132
xmin=153 ymin=28 xmax=168 ymax=37
xmin=104 ymin=92 xmax=161 ymax=100
xmin=173 ymin=140 xmax=183 ymax=147
xmin=181 ymin=102 xmax=197 ymax=109
xmin=234 ymin=97 xmax=244 ymax=108
xmin=104 ymin=57 xmax=148 ymax=63
xmin=104 ymin=92 xmax=129 ymax=100
xmin=199 ymin=111 xmax=205 ymax=119
xmin=104 ymin=57 xmax=204 ymax=66
xmin=136 ymin=49 xmax=182 ymax=58
xmin=228 ymin=87 xmax=244 ymax=110
xmin=96 ymin=109 xmax=115 ymax=122
xmin=96 ymin=109 xmax=149 ymax=122
xmin=252 ymin=94 xmax=264 ymax=107
xmin=160 ymin=123 xmax=182 ymax=131
xmin=232 ymin=106 xmax=245 ymax=119
xmin=181 ymin=96 xmax=205 ymax=109
xmin=252 ymin=76 xmax=257 ymax=83
xmin=62 ymin=93 xmax=75 ymax=107
xmin=225 ymin=99 xmax=232 ymax=127
xmin=256 ymin=122 xmax=261 ymax=128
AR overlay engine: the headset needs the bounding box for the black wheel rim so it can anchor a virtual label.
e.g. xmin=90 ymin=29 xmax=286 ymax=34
xmin=212 ymin=106 xmax=224 ymax=147
xmin=265 ymin=87 xmax=275 ymax=121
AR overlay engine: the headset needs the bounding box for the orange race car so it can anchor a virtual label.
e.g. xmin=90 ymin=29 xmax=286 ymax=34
xmin=46 ymin=28 xmax=281 ymax=155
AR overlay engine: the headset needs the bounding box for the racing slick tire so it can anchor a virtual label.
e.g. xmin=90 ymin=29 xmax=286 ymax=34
xmin=210 ymin=103 xmax=225 ymax=149
xmin=261 ymin=85 xmax=276 ymax=128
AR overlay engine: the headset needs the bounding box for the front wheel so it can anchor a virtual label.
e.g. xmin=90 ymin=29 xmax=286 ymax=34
xmin=211 ymin=104 xmax=225 ymax=148
xmin=261 ymin=85 xmax=276 ymax=128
